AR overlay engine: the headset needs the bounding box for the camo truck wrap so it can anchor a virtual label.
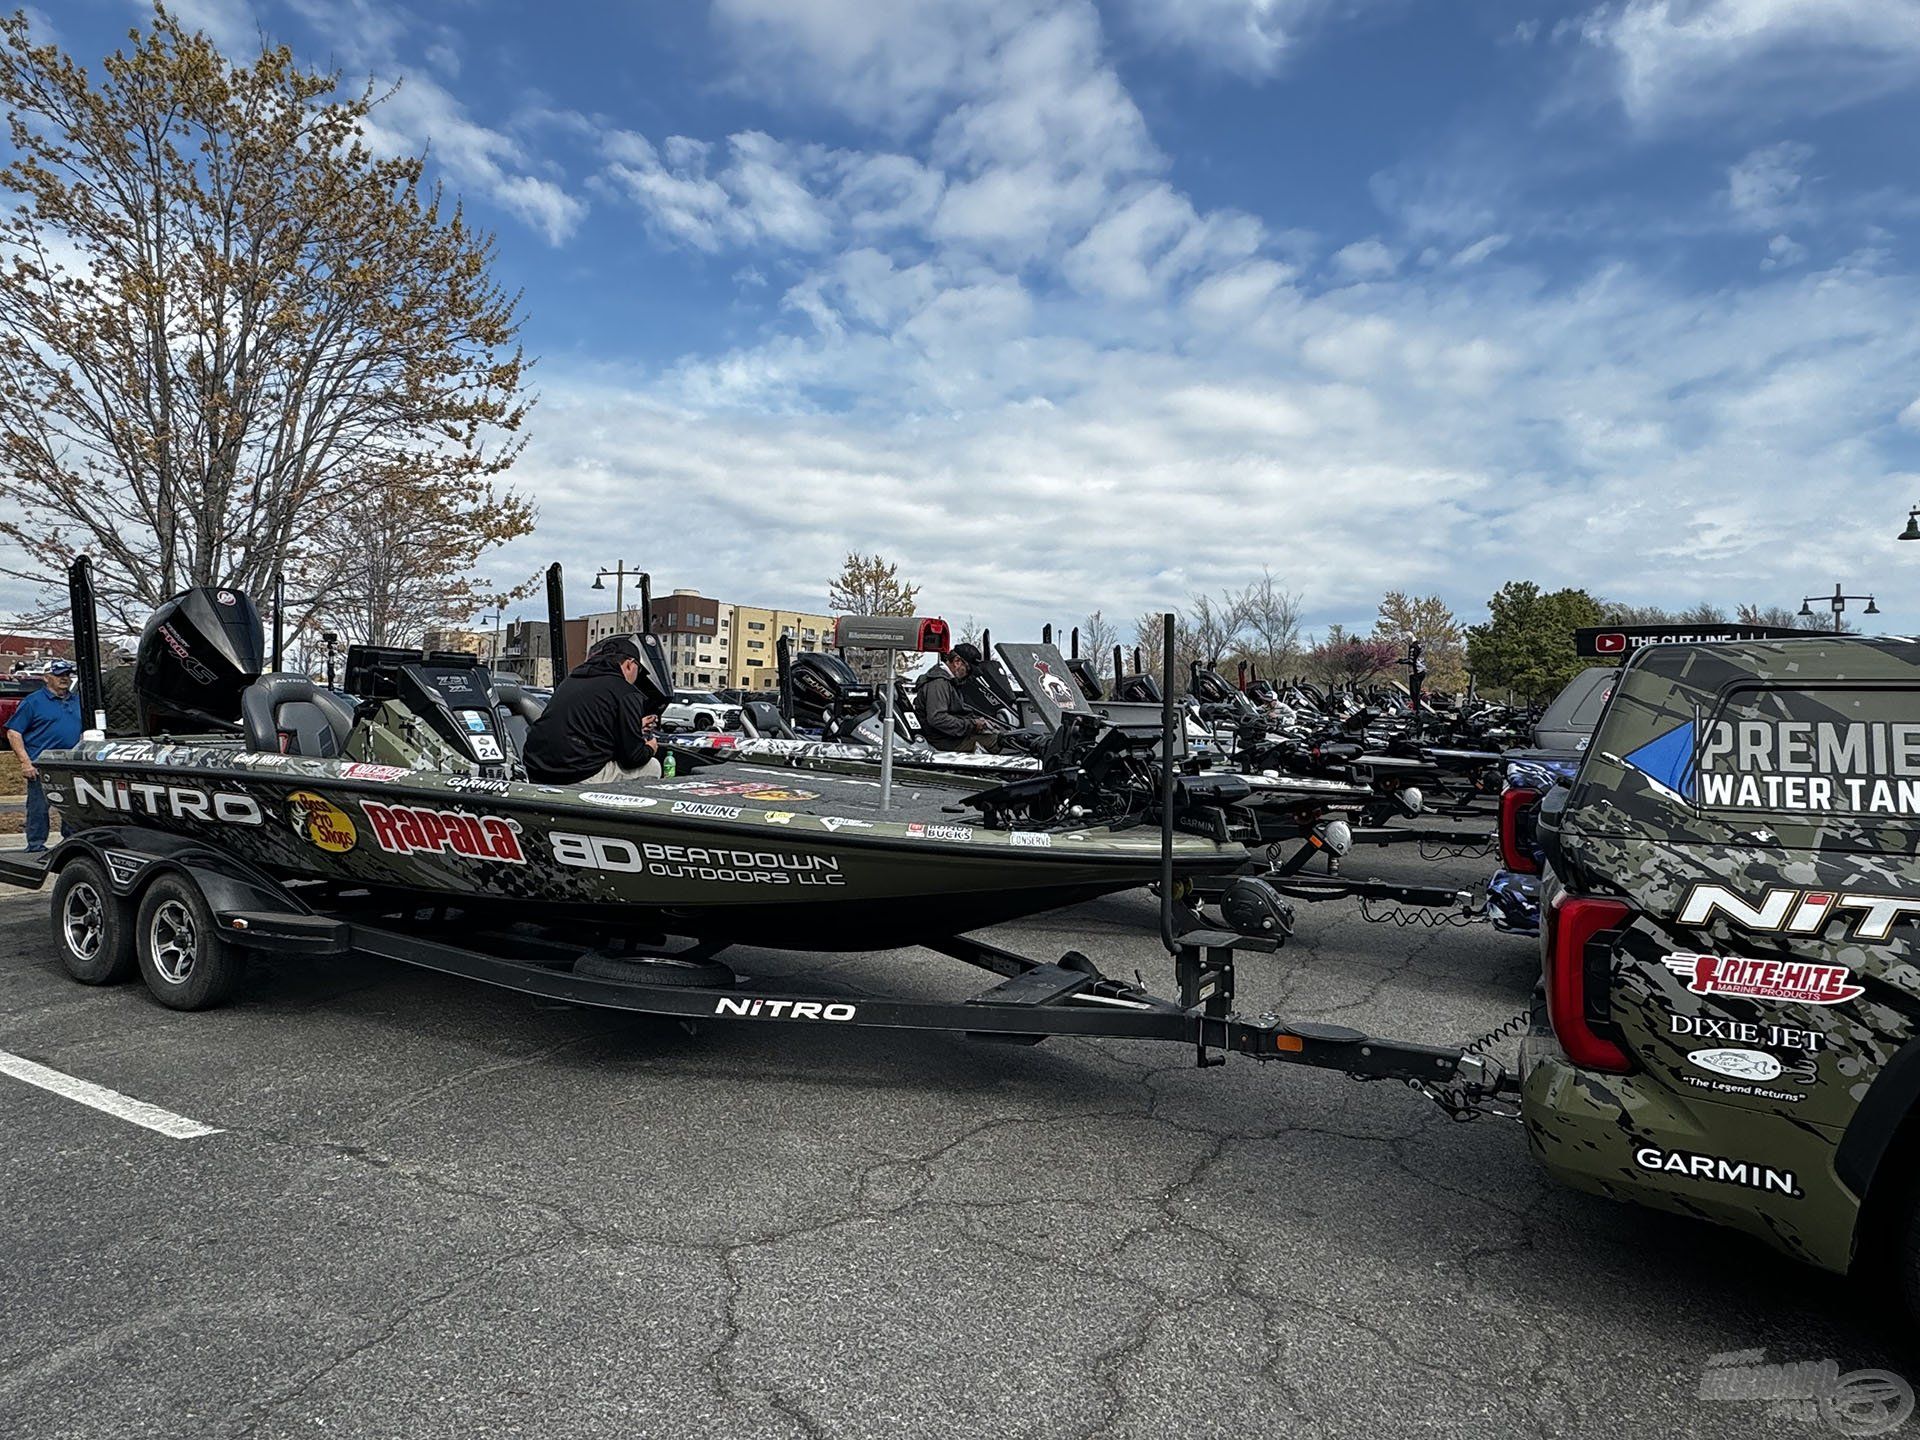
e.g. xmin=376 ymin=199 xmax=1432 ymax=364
xmin=1521 ymin=636 xmax=1920 ymax=1272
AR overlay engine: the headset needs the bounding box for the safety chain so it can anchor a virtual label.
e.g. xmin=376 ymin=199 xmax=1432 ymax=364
xmin=1358 ymin=896 xmax=1488 ymax=928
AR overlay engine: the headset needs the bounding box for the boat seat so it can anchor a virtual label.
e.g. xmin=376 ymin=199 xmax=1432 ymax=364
xmin=493 ymin=682 xmax=545 ymax=759
xmin=742 ymin=700 xmax=796 ymax=739
xmin=240 ymin=674 xmax=357 ymax=758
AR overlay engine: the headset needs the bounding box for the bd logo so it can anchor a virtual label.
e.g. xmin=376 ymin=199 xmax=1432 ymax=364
xmin=1594 ymin=632 xmax=1627 ymax=654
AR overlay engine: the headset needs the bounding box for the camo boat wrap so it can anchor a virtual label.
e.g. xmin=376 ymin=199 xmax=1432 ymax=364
xmin=1521 ymin=637 xmax=1920 ymax=1271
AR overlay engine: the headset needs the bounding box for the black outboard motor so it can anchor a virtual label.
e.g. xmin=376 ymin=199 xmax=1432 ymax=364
xmin=134 ymin=587 xmax=266 ymax=734
xmin=789 ymin=651 xmax=876 ymax=737
xmin=1112 ymin=671 xmax=1161 ymax=704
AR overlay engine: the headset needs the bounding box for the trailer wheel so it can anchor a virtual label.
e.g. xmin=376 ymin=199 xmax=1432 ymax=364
xmin=574 ymin=951 xmax=735 ymax=989
xmin=49 ymin=858 xmax=136 ymax=985
xmin=134 ymin=875 xmax=243 ymax=1011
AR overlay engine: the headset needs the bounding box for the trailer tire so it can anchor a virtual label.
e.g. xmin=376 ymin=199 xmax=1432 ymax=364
xmin=574 ymin=952 xmax=735 ymax=989
xmin=50 ymin=858 xmax=136 ymax=985
xmin=134 ymin=874 xmax=243 ymax=1011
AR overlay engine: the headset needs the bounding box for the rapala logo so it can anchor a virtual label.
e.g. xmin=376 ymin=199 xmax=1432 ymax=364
xmin=1677 ymin=883 xmax=1920 ymax=942
xmin=1634 ymin=1145 xmax=1799 ymax=1196
xmin=713 ymin=997 xmax=857 ymax=1021
xmin=73 ymin=776 xmax=262 ymax=826
xmin=362 ymin=802 xmax=525 ymax=863
xmin=1662 ymin=952 xmax=1863 ymax=1006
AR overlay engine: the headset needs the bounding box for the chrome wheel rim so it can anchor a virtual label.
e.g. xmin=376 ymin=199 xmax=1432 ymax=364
xmin=62 ymin=881 xmax=104 ymax=962
xmin=148 ymin=900 xmax=197 ymax=985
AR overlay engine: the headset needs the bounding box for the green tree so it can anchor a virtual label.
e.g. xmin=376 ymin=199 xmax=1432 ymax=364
xmin=0 ymin=7 xmax=532 ymax=628
xmin=1465 ymin=581 xmax=1604 ymax=701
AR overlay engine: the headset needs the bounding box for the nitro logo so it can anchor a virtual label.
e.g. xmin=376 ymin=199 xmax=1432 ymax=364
xmin=73 ymin=776 xmax=262 ymax=826
xmin=1662 ymin=952 xmax=1863 ymax=1006
xmin=1633 ymin=1146 xmax=1800 ymax=1197
xmin=713 ymin=998 xmax=856 ymax=1021
xmin=1678 ymin=883 xmax=1920 ymax=942
xmin=362 ymin=802 xmax=525 ymax=864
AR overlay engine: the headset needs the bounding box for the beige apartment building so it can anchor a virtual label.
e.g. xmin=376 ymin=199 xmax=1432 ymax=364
xmin=570 ymin=590 xmax=839 ymax=692
xmin=726 ymin=604 xmax=838 ymax=692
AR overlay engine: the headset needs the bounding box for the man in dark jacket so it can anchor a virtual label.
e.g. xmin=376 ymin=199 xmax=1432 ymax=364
xmin=523 ymin=637 xmax=662 ymax=784
xmin=915 ymin=643 xmax=998 ymax=753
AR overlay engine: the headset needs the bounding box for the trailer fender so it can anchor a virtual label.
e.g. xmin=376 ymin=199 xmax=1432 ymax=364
xmin=50 ymin=825 xmax=307 ymax=916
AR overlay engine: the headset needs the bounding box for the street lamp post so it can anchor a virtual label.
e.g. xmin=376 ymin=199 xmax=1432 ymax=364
xmin=1798 ymin=582 xmax=1880 ymax=634
xmin=1900 ymin=507 xmax=1919 ymax=542
xmin=592 ymin=562 xmax=648 ymax=631
xmin=491 ymin=602 xmax=506 ymax=664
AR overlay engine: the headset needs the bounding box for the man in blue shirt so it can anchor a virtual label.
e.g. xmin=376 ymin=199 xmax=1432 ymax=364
xmin=6 ymin=660 xmax=82 ymax=853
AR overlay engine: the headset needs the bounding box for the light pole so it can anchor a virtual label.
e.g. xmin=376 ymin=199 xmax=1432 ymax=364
xmin=491 ymin=602 xmax=506 ymax=664
xmin=592 ymin=562 xmax=649 ymax=632
xmin=1798 ymin=583 xmax=1880 ymax=634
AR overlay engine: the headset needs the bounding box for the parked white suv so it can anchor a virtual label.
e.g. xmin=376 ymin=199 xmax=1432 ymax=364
xmin=660 ymin=689 xmax=743 ymax=732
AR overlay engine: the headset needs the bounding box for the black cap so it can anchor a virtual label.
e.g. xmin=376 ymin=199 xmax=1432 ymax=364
xmin=949 ymin=643 xmax=985 ymax=667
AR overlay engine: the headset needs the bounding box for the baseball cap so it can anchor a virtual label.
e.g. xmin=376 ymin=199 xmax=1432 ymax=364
xmin=46 ymin=659 xmax=75 ymax=675
xmin=948 ymin=643 xmax=985 ymax=667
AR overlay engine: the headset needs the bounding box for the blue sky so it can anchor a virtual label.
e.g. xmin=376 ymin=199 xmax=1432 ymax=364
xmin=27 ymin=0 xmax=1920 ymax=640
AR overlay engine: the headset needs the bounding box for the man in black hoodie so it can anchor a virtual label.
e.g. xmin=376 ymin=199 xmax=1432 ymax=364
xmin=523 ymin=636 xmax=662 ymax=784
xmin=915 ymin=643 xmax=998 ymax=753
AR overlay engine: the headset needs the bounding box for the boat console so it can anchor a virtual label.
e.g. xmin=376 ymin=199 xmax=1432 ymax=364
xmin=342 ymin=645 xmax=517 ymax=774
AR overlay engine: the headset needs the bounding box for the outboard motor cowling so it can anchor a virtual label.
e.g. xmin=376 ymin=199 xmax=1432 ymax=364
xmin=134 ymin=587 xmax=265 ymax=734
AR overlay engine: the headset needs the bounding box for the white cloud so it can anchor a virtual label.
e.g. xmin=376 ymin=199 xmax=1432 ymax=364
xmin=1763 ymin=232 xmax=1809 ymax=267
xmin=486 ymin=251 xmax=1920 ymax=639
xmin=1331 ymin=238 xmax=1396 ymax=279
xmin=1727 ymin=141 xmax=1815 ymax=227
xmin=1581 ymin=0 xmax=1920 ymax=124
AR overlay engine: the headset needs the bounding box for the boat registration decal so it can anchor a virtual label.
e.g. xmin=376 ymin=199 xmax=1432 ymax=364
xmin=361 ymin=801 xmax=526 ymax=864
xmin=288 ymin=790 xmax=358 ymax=853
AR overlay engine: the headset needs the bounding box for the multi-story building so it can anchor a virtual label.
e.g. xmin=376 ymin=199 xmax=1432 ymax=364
xmin=535 ymin=589 xmax=839 ymax=693
xmin=725 ymin=604 xmax=839 ymax=692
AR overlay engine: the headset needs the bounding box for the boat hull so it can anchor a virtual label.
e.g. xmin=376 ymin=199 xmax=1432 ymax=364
xmin=38 ymin=741 xmax=1244 ymax=949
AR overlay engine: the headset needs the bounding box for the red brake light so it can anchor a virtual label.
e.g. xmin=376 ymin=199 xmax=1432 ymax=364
xmin=1498 ymin=787 xmax=1542 ymax=874
xmin=1544 ymin=893 xmax=1633 ymax=1073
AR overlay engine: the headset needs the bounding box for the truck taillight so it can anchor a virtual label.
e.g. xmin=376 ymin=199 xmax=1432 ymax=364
xmin=1543 ymin=893 xmax=1632 ymax=1073
xmin=1499 ymin=787 xmax=1542 ymax=874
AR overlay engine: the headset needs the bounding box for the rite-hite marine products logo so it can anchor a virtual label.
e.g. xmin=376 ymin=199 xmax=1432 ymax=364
xmin=288 ymin=791 xmax=358 ymax=853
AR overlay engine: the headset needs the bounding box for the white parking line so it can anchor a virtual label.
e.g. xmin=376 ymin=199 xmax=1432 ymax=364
xmin=0 ymin=1050 xmax=223 ymax=1139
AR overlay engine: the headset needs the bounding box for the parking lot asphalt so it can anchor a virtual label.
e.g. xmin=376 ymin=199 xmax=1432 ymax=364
xmin=0 ymin=832 xmax=1910 ymax=1440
